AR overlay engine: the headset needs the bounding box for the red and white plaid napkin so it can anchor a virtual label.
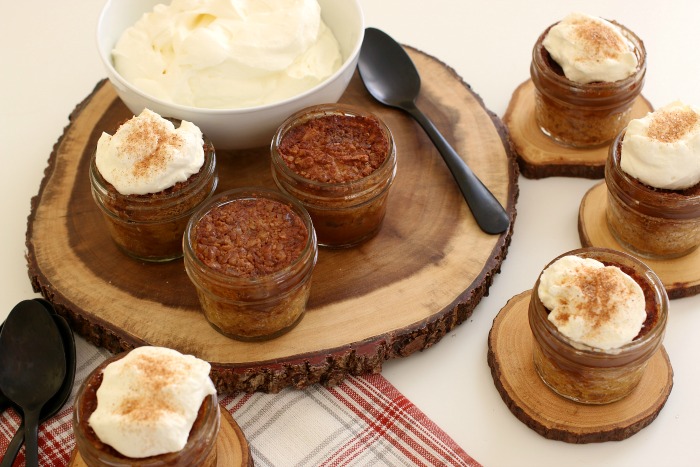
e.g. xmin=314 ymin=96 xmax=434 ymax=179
xmin=0 ymin=335 xmax=479 ymax=466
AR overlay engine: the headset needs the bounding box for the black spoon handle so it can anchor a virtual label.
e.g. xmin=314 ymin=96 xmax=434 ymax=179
xmin=0 ymin=421 xmax=24 ymax=467
xmin=23 ymin=410 xmax=39 ymax=467
xmin=403 ymin=102 xmax=510 ymax=234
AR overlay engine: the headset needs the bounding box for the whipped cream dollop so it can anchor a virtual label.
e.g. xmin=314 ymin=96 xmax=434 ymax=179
xmin=112 ymin=0 xmax=342 ymax=109
xmin=543 ymin=13 xmax=639 ymax=84
xmin=538 ymin=255 xmax=646 ymax=350
xmin=96 ymin=109 xmax=205 ymax=195
xmin=621 ymin=101 xmax=700 ymax=190
xmin=88 ymin=346 xmax=217 ymax=459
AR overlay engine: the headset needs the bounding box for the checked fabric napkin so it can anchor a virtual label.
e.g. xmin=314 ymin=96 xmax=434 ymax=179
xmin=0 ymin=334 xmax=479 ymax=466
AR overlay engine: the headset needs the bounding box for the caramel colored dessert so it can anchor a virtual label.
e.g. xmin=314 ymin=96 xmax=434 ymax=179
xmin=192 ymin=198 xmax=309 ymax=277
xmin=272 ymin=104 xmax=396 ymax=248
xmin=529 ymin=248 xmax=667 ymax=404
xmin=95 ymin=150 xmax=215 ymax=258
xmin=606 ymin=135 xmax=700 ymax=259
xmin=90 ymin=118 xmax=217 ymax=262
xmin=530 ymin=21 xmax=646 ymax=148
xmin=73 ymin=353 xmax=219 ymax=466
xmin=277 ymin=113 xmax=389 ymax=183
xmin=185 ymin=189 xmax=317 ymax=341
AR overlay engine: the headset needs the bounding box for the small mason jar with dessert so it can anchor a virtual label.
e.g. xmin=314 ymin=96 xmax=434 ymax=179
xmin=530 ymin=13 xmax=646 ymax=148
xmin=605 ymin=101 xmax=700 ymax=259
xmin=90 ymin=109 xmax=218 ymax=262
xmin=270 ymin=103 xmax=397 ymax=248
xmin=73 ymin=346 xmax=220 ymax=466
xmin=528 ymin=247 xmax=668 ymax=404
xmin=183 ymin=187 xmax=318 ymax=341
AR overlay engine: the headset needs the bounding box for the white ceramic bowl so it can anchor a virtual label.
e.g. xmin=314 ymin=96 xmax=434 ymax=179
xmin=96 ymin=0 xmax=364 ymax=150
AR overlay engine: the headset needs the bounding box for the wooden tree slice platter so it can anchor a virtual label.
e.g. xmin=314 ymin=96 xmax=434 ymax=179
xmin=578 ymin=182 xmax=700 ymax=299
xmin=69 ymin=408 xmax=253 ymax=466
xmin=26 ymin=47 xmax=518 ymax=393
xmin=487 ymin=291 xmax=673 ymax=444
xmin=503 ymin=79 xmax=653 ymax=179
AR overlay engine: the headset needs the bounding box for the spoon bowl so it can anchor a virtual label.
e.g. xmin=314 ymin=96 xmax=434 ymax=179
xmin=358 ymin=27 xmax=510 ymax=234
xmin=0 ymin=300 xmax=67 ymax=467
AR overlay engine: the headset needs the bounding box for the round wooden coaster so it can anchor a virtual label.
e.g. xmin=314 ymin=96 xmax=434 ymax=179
xmin=578 ymin=182 xmax=700 ymax=299
xmin=487 ymin=291 xmax=673 ymax=444
xmin=503 ymin=79 xmax=653 ymax=179
xmin=68 ymin=409 xmax=253 ymax=466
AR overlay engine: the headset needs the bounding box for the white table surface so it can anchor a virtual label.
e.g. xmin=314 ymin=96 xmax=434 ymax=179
xmin=2 ymin=1 xmax=699 ymax=466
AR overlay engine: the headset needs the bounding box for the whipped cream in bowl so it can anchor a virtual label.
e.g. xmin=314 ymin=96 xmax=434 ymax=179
xmin=112 ymin=0 xmax=342 ymax=109
xmin=97 ymin=0 xmax=365 ymax=149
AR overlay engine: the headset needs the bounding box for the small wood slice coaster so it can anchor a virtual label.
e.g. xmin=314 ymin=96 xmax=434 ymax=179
xmin=487 ymin=291 xmax=673 ymax=444
xmin=503 ymin=79 xmax=653 ymax=179
xmin=69 ymin=409 xmax=253 ymax=466
xmin=578 ymin=182 xmax=700 ymax=299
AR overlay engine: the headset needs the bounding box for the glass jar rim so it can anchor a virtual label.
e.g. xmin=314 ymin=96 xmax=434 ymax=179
xmin=531 ymin=247 xmax=668 ymax=358
xmin=270 ymin=103 xmax=397 ymax=191
xmin=183 ymin=186 xmax=318 ymax=287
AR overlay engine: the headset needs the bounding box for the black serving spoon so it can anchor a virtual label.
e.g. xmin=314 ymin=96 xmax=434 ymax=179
xmin=0 ymin=299 xmax=76 ymax=467
xmin=358 ymin=27 xmax=510 ymax=235
xmin=0 ymin=300 xmax=67 ymax=467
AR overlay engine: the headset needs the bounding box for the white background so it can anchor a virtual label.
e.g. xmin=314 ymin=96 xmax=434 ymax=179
xmin=2 ymin=1 xmax=699 ymax=465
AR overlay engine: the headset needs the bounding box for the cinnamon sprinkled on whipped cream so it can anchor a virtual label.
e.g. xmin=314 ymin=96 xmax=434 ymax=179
xmin=88 ymin=346 xmax=216 ymax=458
xmin=647 ymin=106 xmax=699 ymax=143
xmin=543 ymin=13 xmax=638 ymax=84
xmin=621 ymin=101 xmax=700 ymax=190
xmin=96 ymin=109 xmax=205 ymax=195
xmin=574 ymin=18 xmax=627 ymax=59
xmin=538 ymin=255 xmax=646 ymax=350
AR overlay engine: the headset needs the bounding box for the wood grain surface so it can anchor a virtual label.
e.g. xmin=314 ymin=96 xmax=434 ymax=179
xmin=504 ymin=79 xmax=653 ymax=179
xmin=578 ymin=182 xmax=700 ymax=299
xmin=26 ymin=47 xmax=519 ymax=393
xmin=488 ymin=291 xmax=673 ymax=444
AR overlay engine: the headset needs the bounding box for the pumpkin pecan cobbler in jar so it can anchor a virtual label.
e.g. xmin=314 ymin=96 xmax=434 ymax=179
xmin=90 ymin=109 xmax=218 ymax=261
xmin=73 ymin=346 xmax=220 ymax=466
xmin=271 ymin=103 xmax=396 ymax=248
xmin=184 ymin=187 xmax=317 ymax=341
xmin=606 ymin=101 xmax=700 ymax=259
xmin=529 ymin=247 xmax=667 ymax=404
xmin=530 ymin=13 xmax=646 ymax=148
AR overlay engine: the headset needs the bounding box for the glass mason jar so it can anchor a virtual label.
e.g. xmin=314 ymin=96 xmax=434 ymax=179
xmin=184 ymin=187 xmax=318 ymax=341
xmin=530 ymin=20 xmax=646 ymax=148
xmin=528 ymin=247 xmax=668 ymax=405
xmin=73 ymin=352 xmax=220 ymax=467
xmin=270 ymin=104 xmax=397 ymax=248
xmin=89 ymin=133 xmax=218 ymax=262
xmin=605 ymin=130 xmax=700 ymax=259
